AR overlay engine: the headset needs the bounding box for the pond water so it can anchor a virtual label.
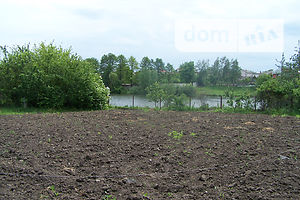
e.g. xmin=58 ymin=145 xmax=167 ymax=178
xmin=109 ymin=94 xmax=230 ymax=108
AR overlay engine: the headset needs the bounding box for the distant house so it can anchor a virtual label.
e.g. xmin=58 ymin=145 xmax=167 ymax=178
xmin=241 ymin=69 xmax=260 ymax=79
xmin=259 ymin=69 xmax=281 ymax=78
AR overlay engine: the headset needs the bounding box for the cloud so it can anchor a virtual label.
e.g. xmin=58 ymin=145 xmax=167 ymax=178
xmin=0 ymin=0 xmax=299 ymax=70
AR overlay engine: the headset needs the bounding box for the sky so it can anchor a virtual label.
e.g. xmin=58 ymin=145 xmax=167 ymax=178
xmin=0 ymin=0 xmax=299 ymax=72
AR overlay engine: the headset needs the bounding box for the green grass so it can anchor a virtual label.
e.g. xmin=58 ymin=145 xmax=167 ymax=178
xmin=213 ymin=107 xmax=300 ymax=117
xmin=0 ymin=106 xmax=89 ymax=115
xmin=2 ymin=105 xmax=299 ymax=118
xmin=196 ymin=86 xmax=256 ymax=96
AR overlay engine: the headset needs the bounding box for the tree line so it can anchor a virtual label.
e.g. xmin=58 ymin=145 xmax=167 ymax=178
xmin=89 ymin=54 xmax=242 ymax=94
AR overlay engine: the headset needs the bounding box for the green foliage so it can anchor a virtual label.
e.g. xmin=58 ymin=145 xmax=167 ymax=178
xmin=195 ymin=59 xmax=209 ymax=86
xmin=99 ymin=53 xmax=117 ymax=87
xmin=190 ymin=132 xmax=197 ymax=137
xmin=145 ymin=83 xmax=192 ymax=110
xmin=137 ymin=69 xmax=158 ymax=93
xmin=116 ymin=55 xmax=131 ymax=85
xmin=225 ymin=89 xmax=254 ymax=110
xmin=168 ymin=131 xmax=183 ymax=140
xmin=255 ymin=73 xmax=271 ymax=87
xmin=179 ymin=61 xmax=195 ymax=83
xmin=256 ymin=43 xmax=300 ymax=111
xmin=85 ymin=57 xmax=100 ymax=71
xmin=257 ymin=78 xmax=296 ymax=109
xmin=102 ymin=194 xmax=116 ymax=200
xmin=48 ymin=185 xmax=59 ymax=196
xmin=196 ymin=57 xmax=241 ymax=86
xmin=177 ymin=84 xmax=197 ymax=98
xmin=109 ymin=72 xmax=121 ymax=93
xmin=225 ymin=89 xmax=235 ymax=107
xmin=168 ymin=94 xmax=188 ymax=111
xmin=0 ymin=43 xmax=109 ymax=109
xmin=146 ymin=82 xmax=165 ymax=107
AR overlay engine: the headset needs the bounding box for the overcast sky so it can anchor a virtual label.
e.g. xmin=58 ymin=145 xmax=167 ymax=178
xmin=0 ymin=0 xmax=299 ymax=72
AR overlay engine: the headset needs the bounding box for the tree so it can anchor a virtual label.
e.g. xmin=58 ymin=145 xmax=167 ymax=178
xmin=179 ymin=61 xmax=195 ymax=84
xmin=195 ymin=59 xmax=209 ymax=86
xmin=164 ymin=63 xmax=176 ymax=83
xmin=140 ymin=56 xmax=153 ymax=70
xmin=256 ymin=42 xmax=300 ymax=110
xmin=128 ymin=56 xmax=139 ymax=85
xmin=99 ymin=53 xmax=117 ymax=87
xmin=116 ymin=55 xmax=130 ymax=85
xmin=85 ymin=57 xmax=100 ymax=72
xmin=153 ymin=58 xmax=165 ymax=78
xmin=256 ymin=74 xmax=271 ymax=87
xmin=230 ymin=59 xmax=241 ymax=85
xmin=208 ymin=58 xmax=221 ymax=86
xmin=146 ymin=82 xmax=165 ymax=108
xmin=221 ymin=57 xmax=231 ymax=84
xmin=137 ymin=69 xmax=158 ymax=93
xmin=128 ymin=56 xmax=139 ymax=72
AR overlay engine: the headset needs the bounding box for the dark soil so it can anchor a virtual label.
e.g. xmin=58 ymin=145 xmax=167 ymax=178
xmin=0 ymin=110 xmax=300 ymax=199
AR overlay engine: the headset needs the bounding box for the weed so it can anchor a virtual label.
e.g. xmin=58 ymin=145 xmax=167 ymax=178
xmin=108 ymin=135 xmax=113 ymax=139
xmin=40 ymin=194 xmax=49 ymax=199
xmin=48 ymin=185 xmax=59 ymax=196
xmin=205 ymin=148 xmax=215 ymax=157
xmin=143 ymin=193 xmax=150 ymax=198
xmin=154 ymin=153 xmax=158 ymax=156
xmin=190 ymin=132 xmax=197 ymax=137
xmin=98 ymin=131 xmax=102 ymax=135
xmin=9 ymin=130 xmax=15 ymax=135
xmin=168 ymin=131 xmax=183 ymax=140
xmin=183 ymin=150 xmax=191 ymax=155
xmin=102 ymin=194 xmax=116 ymax=200
xmin=219 ymin=192 xmax=225 ymax=198
xmin=167 ymin=192 xmax=173 ymax=197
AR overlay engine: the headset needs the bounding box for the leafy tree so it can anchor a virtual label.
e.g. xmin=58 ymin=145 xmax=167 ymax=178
xmin=164 ymin=63 xmax=177 ymax=83
xmin=257 ymin=43 xmax=300 ymax=110
xmin=221 ymin=57 xmax=231 ymax=84
xmin=208 ymin=58 xmax=221 ymax=85
xmin=0 ymin=43 xmax=109 ymax=109
xmin=116 ymin=55 xmax=130 ymax=85
xmin=137 ymin=69 xmax=158 ymax=94
xmin=146 ymin=82 xmax=165 ymax=108
xmin=109 ymin=72 xmax=121 ymax=93
xmin=195 ymin=59 xmax=209 ymax=86
xmin=229 ymin=59 xmax=241 ymax=85
xmin=128 ymin=56 xmax=139 ymax=85
xmin=85 ymin=57 xmax=100 ymax=72
xmin=179 ymin=61 xmax=195 ymax=83
xmin=99 ymin=53 xmax=117 ymax=87
xmin=140 ymin=57 xmax=153 ymax=70
xmin=177 ymin=84 xmax=197 ymax=107
xmin=128 ymin=56 xmax=139 ymax=72
xmin=153 ymin=58 xmax=165 ymax=78
xmin=255 ymin=74 xmax=271 ymax=87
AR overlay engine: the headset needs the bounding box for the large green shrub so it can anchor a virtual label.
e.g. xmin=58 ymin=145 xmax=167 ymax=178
xmin=256 ymin=44 xmax=300 ymax=110
xmin=0 ymin=43 xmax=109 ymax=109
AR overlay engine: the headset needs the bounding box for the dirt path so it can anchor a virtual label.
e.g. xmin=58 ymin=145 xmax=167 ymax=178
xmin=1 ymin=110 xmax=299 ymax=199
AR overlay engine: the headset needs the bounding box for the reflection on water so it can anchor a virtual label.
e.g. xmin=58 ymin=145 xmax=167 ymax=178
xmin=110 ymin=95 xmax=230 ymax=108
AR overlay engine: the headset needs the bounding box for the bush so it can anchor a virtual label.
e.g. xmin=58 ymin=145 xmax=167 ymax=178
xmin=0 ymin=43 xmax=109 ymax=109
